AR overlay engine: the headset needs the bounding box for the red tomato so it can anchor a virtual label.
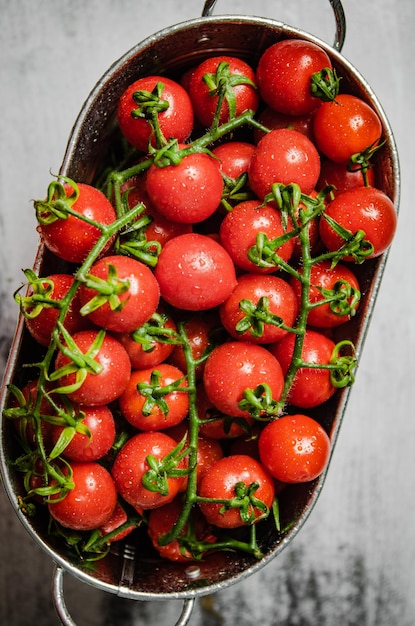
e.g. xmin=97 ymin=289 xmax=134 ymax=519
xmin=317 ymin=158 xmax=376 ymax=194
xmin=313 ymin=94 xmax=382 ymax=163
xmin=197 ymin=384 xmax=255 ymax=440
xmin=269 ymin=329 xmax=336 ymax=408
xmin=118 ymin=364 xmax=189 ymax=431
xmin=37 ymin=182 xmax=116 ymax=264
xmin=154 ymin=233 xmax=237 ymax=310
xmin=49 ymin=404 xmax=116 ymax=462
xmin=117 ymin=75 xmax=194 ymax=152
xmin=248 ymin=128 xmax=321 ymax=198
xmin=258 ymin=414 xmax=331 ymax=483
xmin=124 ymin=175 xmax=192 ymax=246
xmin=168 ymin=313 xmax=220 ymax=381
xmin=23 ymin=273 xmax=89 ymax=347
xmin=146 ymin=151 xmax=223 ymax=224
xmin=319 ymin=186 xmax=397 ymax=260
xmin=219 ymin=199 xmax=295 ymax=273
xmin=111 ymin=431 xmax=186 ymax=510
xmin=48 ymin=462 xmax=117 ymax=531
xmin=219 ymin=273 xmax=298 ymax=343
xmin=256 ymin=39 xmax=333 ymax=116
xmin=198 ymin=454 xmax=275 ymax=529
xmin=53 ymin=330 xmax=131 ymax=406
xmin=203 ymin=341 xmax=284 ymax=418
xmin=116 ymin=309 xmax=177 ymax=370
xmin=148 ymin=497 xmax=217 ymax=562
xmin=290 ymin=260 xmax=361 ymax=328
xmin=212 ymin=141 xmax=256 ymax=179
xmin=79 ymin=255 xmax=160 ymax=333
xmin=188 ymin=56 xmax=259 ymax=127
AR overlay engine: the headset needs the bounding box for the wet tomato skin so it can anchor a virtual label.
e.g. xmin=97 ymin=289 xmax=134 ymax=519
xmin=258 ymin=414 xmax=331 ymax=483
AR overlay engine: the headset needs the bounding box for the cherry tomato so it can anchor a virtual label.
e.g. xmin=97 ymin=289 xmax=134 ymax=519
xmin=23 ymin=273 xmax=90 ymax=347
xmin=48 ymin=461 xmax=117 ymax=531
xmin=203 ymin=341 xmax=284 ymax=418
xmin=198 ymin=454 xmax=275 ymax=529
xmin=49 ymin=404 xmax=116 ymax=462
xmin=111 ymin=431 xmax=186 ymax=510
xmin=248 ymin=128 xmax=321 ymax=198
xmin=212 ymin=141 xmax=256 ymax=179
xmin=313 ymin=94 xmax=382 ymax=163
xmin=148 ymin=496 xmax=217 ymax=562
xmin=256 ymin=39 xmax=333 ymax=116
xmin=219 ymin=199 xmax=295 ymax=273
xmin=154 ymin=233 xmax=237 ymax=310
xmin=290 ymin=260 xmax=361 ymax=328
xmin=188 ymin=56 xmax=259 ymax=127
xmin=269 ymin=329 xmax=336 ymax=408
xmin=78 ymin=255 xmax=160 ymax=333
xmin=219 ymin=273 xmax=298 ymax=343
xmin=37 ymin=182 xmax=116 ymax=264
xmin=53 ymin=329 xmax=131 ymax=406
xmin=258 ymin=414 xmax=331 ymax=483
xmin=319 ymin=186 xmax=397 ymax=260
xmin=146 ymin=150 xmax=223 ymax=224
xmin=118 ymin=363 xmax=189 ymax=432
xmin=317 ymin=157 xmax=375 ymax=194
xmin=117 ymin=75 xmax=194 ymax=152
xmin=116 ymin=308 xmax=177 ymax=370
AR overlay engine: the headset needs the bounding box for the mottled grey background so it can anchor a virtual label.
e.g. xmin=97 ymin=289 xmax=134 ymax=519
xmin=1 ymin=1 xmax=414 ymax=625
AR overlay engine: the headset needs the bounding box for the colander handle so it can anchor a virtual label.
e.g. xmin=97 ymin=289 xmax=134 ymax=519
xmin=52 ymin=565 xmax=196 ymax=626
xmin=201 ymin=0 xmax=346 ymax=51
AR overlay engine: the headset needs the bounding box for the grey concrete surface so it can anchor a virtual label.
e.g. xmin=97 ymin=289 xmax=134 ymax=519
xmin=1 ymin=1 xmax=414 ymax=625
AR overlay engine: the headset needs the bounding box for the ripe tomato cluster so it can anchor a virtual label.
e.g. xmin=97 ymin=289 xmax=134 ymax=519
xmin=7 ymin=37 xmax=396 ymax=563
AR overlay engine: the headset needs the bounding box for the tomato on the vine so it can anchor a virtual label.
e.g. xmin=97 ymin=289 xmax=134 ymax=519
xmin=290 ymin=260 xmax=361 ymax=328
xmin=219 ymin=272 xmax=298 ymax=343
xmin=48 ymin=461 xmax=117 ymax=531
xmin=36 ymin=182 xmax=116 ymax=264
xmin=319 ymin=186 xmax=397 ymax=260
xmin=248 ymin=128 xmax=321 ymax=198
xmin=313 ymin=94 xmax=382 ymax=163
xmin=78 ymin=254 xmax=160 ymax=333
xmin=53 ymin=329 xmax=131 ymax=406
xmin=146 ymin=150 xmax=224 ymax=224
xmin=258 ymin=414 xmax=331 ymax=483
xmin=219 ymin=199 xmax=295 ymax=273
xmin=111 ymin=431 xmax=186 ymax=510
xmin=198 ymin=454 xmax=275 ymax=529
xmin=269 ymin=329 xmax=336 ymax=408
xmin=203 ymin=341 xmax=284 ymax=418
xmin=212 ymin=141 xmax=256 ymax=179
xmin=117 ymin=75 xmax=194 ymax=152
xmin=154 ymin=233 xmax=237 ymax=310
xmin=118 ymin=363 xmax=189 ymax=432
xmin=256 ymin=38 xmax=334 ymax=116
xmin=188 ymin=55 xmax=259 ymax=127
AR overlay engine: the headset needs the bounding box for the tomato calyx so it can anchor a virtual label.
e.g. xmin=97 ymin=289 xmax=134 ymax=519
xmin=49 ymin=324 xmax=105 ymax=394
xmin=34 ymin=177 xmax=80 ymax=225
xmin=329 ymin=340 xmax=357 ymax=388
xmin=319 ymin=213 xmax=374 ymax=264
xmin=220 ymin=171 xmax=254 ymax=211
xmin=310 ymin=67 xmax=341 ymax=103
xmin=314 ymin=280 xmax=361 ymax=318
xmin=136 ymin=369 xmax=190 ymax=417
xmin=142 ymin=435 xmax=190 ymax=496
xmin=202 ymin=60 xmax=257 ymax=131
xmin=130 ymin=82 xmax=171 ymax=148
xmin=130 ymin=311 xmax=182 ymax=353
xmin=14 ymin=269 xmax=63 ymax=319
xmin=79 ymin=263 xmax=131 ymax=317
xmin=347 ymin=139 xmax=385 ymax=186
xmin=236 ymin=296 xmax=290 ymax=339
xmin=238 ymin=383 xmax=281 ymax=420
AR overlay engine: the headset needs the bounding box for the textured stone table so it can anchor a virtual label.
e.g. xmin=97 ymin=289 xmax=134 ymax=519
xmin=1 ymin=1 xmax=414 ymax=625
